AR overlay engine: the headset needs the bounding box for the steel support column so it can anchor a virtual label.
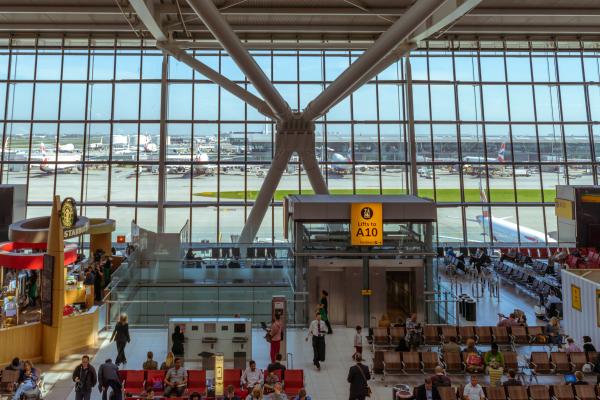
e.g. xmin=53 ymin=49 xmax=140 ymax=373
xmin=157 ymin=54 xmax=168 ymax=233
xmin=239 ymin=147 xmax=293 ymax=244
xmin=185 ymin=0 xmax=291 ymax=120
xmin=405 ymin=56 xmax=418 ymax=196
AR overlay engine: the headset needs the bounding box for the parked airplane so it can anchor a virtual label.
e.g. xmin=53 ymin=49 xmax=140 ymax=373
xmin=475 ymin=187 xmax=556 ymax=244
xmin=463 ymin=143 xmax=506 ymax=163
xmin=37 ymin=143 xmax=81 ymax=174
xmin=58 ymin=143 xmax=76 ymax=152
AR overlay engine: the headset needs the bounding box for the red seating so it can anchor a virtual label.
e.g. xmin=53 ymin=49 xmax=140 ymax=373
xmin=187 ymin=370 xmax=206 ymax=395
xmin=118 ymin=370 xmax=128 ymax=383
xmin=123 ymin=370 xmax=146 ymax=393
xmin=145 ymin=370 xmax=166 ymax=393
xmin=273 ymin=369 xmax=284 ymax=381
xmin=283 ymin=369 xmax=304 ymax=396
xmin=538 ymin=248 xmax=549 ymax=259
xmin=223 ymin=369 xmax=246 ymax=398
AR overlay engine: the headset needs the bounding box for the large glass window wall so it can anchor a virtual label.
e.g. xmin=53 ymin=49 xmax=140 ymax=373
xmin=1 ymin=38 xmax=600 ymax=246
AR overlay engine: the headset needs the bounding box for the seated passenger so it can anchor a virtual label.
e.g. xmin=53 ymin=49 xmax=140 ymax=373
xmin=160 ymin=352 xmax=175 ymax=371
xmin=564 ymin=337 xmax=583 ymax=353
xmin=143 ymin=389 xmax=155 ymax=400
xmin=414 ymin=377 xmax=441 ymax=400
xmin=463 ymin=339 xmax=484 ymax=374
xmin=430 ymin=366 xmax=451 ymax=388
xmin=487 ymin=361 xmax=504 ymax=387
xmin=441 ymin=336 xmax=461 ymax=355
xmin=143 ymin=351 xmax=158 ymax=370
xmin=497 ymin=313 xmax=519 ymax=327
xmin=246 ymin=386 xmax=263 ymax=400
xmin=224 ymin=384 xmax=241 ymax=400
xmin=572 ymin=371 xmax=587 ymax=385
xmin=463 ymin=376 xmax=485 ymax=400
xmin=268 ymin=382 xmax=288 ymax=400
xmin=241 ymin=360 xmax=264 ymax=389
xmin=263 ymin=371 xmax=280 ymax=395
xmin=378 ymin=314 xmax=391 ymax=328
xmin=12 ymin=361 xmax=39 ymax=400
xmin=185 ymin=248 xmax=195 ymax=260
xmin=189 ymin=392 xmax=202 ymax=400
xmin=502 ymin=369 xmax=522 ymax=387
xmin=583 ymin=336 xmax=596 ymax=353
xmin=545 ymin=317 xmax=562 ymax=346
xmin=163 ymin=357 xmax=187 ymax=398
xmin=484 ymin=343 xmax=504 ymax=368
xmin=394 ymin=337 xmax=410 ymax=352
xmin=267 ymin=353 xmax=286 ymax=375
xmin=292 ymin=389 xmax=312 ymax=400
xmin=4 ymin=358 xmax=22 ymax=371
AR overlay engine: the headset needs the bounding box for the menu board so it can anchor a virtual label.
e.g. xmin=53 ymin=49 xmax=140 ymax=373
xmin=41 ymin=255 xmax=54 ymax=326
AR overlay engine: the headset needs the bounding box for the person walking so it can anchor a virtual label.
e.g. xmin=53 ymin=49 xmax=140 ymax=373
xmin=111 ymin=314 xmax=131 ymax=366
xmin=347 ymin=355 xmax=371 ymax=400
xmin=73 ymin=355 xmax=98 ymax=400
xmin=269 ymin=314 xmax=283 ymax=364
xmin=306 ymin=312 xmax=327 ymax=371
xmin=320 ymin=290 xmax=333 ymax=334
xmin=98 ymin=358 xmax=122 ymax=400
xmin=171 ymin=325 xmax=185 ymax=358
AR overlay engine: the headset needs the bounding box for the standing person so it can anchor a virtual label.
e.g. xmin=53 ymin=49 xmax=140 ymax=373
xmin=111 ymin=314 xmax=131 ymax=366
xmin=268 ymin=314 xmax=283 ymax=364
xmin=171 ymin=325 xmax=185 ymax=358
xmin=73 ymin=355 xmax=98 ymax=400
xmin=352 ymin=326 xmax=363 ymax=360
xmin=103 ymin=257 xmax=112 ymax=289
xmin=98 ymin=358 xmax=122 ymax=400
xmin=320 ymin=291 xmax=333 ymax=334
xmin=94 ymin=265 xmax=104 ymax=302
xmin=306 ymin=312 xmax=327 ymax=371
xmin=347 ymin=355 xmax=371 ymax=400
xmin=27 ymin=273 xmax=38 ymax=308
xmin=583 ymin=336 xmax=596 ymax=353
xmin=12 ymin=361 xmax=39 ymax=400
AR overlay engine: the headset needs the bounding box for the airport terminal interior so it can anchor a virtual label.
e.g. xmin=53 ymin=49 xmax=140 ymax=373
xmin=1 ymin=0 xmax=600 ymax=399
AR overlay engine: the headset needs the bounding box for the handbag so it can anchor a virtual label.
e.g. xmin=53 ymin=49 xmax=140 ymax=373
xmin=357 ymin=364 xmax=372 ymax=398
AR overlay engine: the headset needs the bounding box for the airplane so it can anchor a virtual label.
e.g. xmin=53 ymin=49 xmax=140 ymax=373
xmin=37 ymin=143 xmax=82 ymax=174
xmin=88 ymin=138 xmax=106 ymax=150
xmin=58 ymin=143 xmax=76 ymax=152
xmin=463 ymin=143 xmax=506 ymax=163
xmin=328 ymin=151 xmax=353 ymax=176
xmin=474 ymin=187 xmax=557 ymax=244
xmin=180 ymin=152 xmax=217 ymax=177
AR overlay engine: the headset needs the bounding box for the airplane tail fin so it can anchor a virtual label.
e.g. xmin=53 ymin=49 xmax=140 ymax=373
xmin=497 ymin=142 xmax=506 ymax=163
xmin=40 ymin=142 xmax=47 ymax=156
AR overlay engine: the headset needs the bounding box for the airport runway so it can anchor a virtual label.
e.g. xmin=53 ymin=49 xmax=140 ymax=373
xmin=4 ymin=165 xmax=591 ymax=243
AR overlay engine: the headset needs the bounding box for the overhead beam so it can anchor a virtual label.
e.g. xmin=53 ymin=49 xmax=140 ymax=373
xmin=302 ymin=0 xmax=447 ymax=122
xmin=128 ymin=0 xmax=167 ymax=41
xmin=412 ymin=0 xmax=483 ymax=42
xmin=157 ymin=41 xmax=277 ymax=120
xmin=185 ymin=0 xmax=291 ymax=121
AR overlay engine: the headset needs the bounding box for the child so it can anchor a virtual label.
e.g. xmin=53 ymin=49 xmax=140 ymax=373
xmin=353 ymin=325 xmax=363 ymax=359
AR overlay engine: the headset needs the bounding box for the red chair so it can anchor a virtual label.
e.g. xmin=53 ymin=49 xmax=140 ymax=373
xmin=283 ymin=369 xmax=304 ymax=396
xmin=118 ymin=370 xmax=128 ymax=383
xmin=123 ymin=370 xmax=146 ymax=393
xmin=224 ymin=369 xmax=246 ymax=398
xmin=145 ymin=370 xmax=165 ymax=394
xmin=538 ymin=248 xmax=549 ymax=259
xmin=186 ymin=370 xmax=206 ymax=395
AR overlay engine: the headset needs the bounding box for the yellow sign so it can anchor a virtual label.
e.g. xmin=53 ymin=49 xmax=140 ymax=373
xmin=572 ymin=284 xmax=582 ymax=312
xmin=555 ymin=199 xmax=574 ymax=220
xmin=582 ymin=194 xmax=600 ymax=203
xmin=351 ymin=203 xmax=383 ymax=246
xmin=60 ymin=197 xmax=77 ymax=228
xmin=361 ymin=289 xmax=373 ymax=296
xmin=215 ymin=353 xmax=224 ymax=396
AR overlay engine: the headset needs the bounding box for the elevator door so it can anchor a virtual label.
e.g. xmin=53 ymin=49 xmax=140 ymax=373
xmin=386 ymin=271 xmax=413 ymax=323
xmin=317 ymin=271 xmax=346 ymax=325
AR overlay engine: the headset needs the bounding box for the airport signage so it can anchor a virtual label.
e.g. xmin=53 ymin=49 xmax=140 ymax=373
xmin=214 ymin=353 xmax=224 ymax=396
xmin=351 ymin=203 xmax=383 ymax=246
xmin=361 ymin=289 xmax=373 ymax=296
xmin=555 ymin=199 xmax=574 ymax=220
xmin=571 ymin=284 xmax=582 ymax=312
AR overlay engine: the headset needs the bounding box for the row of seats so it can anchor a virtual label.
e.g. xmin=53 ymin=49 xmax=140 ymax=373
xmin=119 ymin=369 xmax=304 ymax=397
xmin=380 ymin=350 xmax=519 ymax=377
xmin=380 ymin=350 xmax=595 ymax=377
xmin=372 ymin=325 xmax=547 ymax=347
xmin=182 ymin=261 xmax=284 ymax=269
xmin=494 ymin=262 xmax=556 ymax=299
xmin=437 ymin=384 xmax=599 ymax=400
xmin=529 ymin=352 xmax=597 ymax=374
